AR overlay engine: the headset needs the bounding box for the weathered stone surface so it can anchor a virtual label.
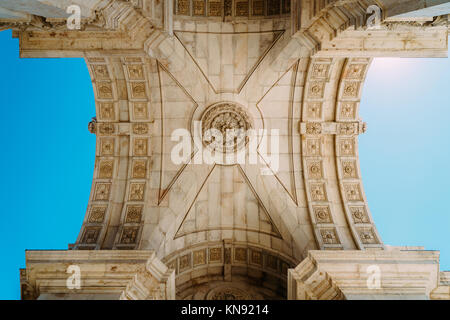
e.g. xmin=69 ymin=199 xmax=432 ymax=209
xmin=2 ymin=0 xmax=449 ymax=300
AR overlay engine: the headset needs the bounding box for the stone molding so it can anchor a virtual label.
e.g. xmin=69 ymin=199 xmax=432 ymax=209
xmin=288 ymin=249 xmax=447 ymax=300
xmin=120 ymin=253 xmax=176 ymax=300
xmin=294 ymin=0 xmax=449 ymax=57
xmin=2 ymin=0 xmax=450 ymax=300
xmin=21 ymin=250 xmax=175 ymax=300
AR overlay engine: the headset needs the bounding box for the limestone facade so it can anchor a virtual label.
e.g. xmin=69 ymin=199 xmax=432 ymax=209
xmin=2 ymin=0 xmax=450 ymax=300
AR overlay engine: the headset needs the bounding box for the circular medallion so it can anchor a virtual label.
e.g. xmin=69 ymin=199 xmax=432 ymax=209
xmin=201 ymin=102 xmax=253 ymax=154
xmin=206 ymin=286 xmax=252 ymax=300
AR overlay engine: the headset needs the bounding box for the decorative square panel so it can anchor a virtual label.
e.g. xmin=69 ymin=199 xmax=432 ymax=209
xmin=267 ymin=0 xmax=280 ymax=15
xmin=125 ymin=205 xmax=143 ymax=223
xmin=252 ymin=0 xmax=264 ymax=15
xmin=234 ymin=248 xmax=247 ymax=262
xmin=133 ymin=102 xmax=149 ymax=120
xmin=235 ymin=0 xmax=249 ymax=16
xmin=97 ymin=123 xmax=115 ymax=136
xmin=342 ymin=81 xmax=360 ymax=98
xmin=305 ymin=138 xmax=321 ymax=156
xmin=320 ymin=228 xmax=340 ymax=244
xmin=133 ymin=123 xmax=148 ymax=135
xmin=81 ymin=227 xmax=102 ymax=244
xmin=344 ymin=183 xmax=363 ymax=202
xmin=131 ymin=82 xmax=147 ymax=99
xmin=132 ymin=160 xmax=147 ymax=179
xmin=99 ymin=103 xmax=115 ymax=121
xmin=193 ymin=249 xmax=207 ymax=266
xmin=341 ymin=160 xmax=357 ymax=179
xmin=282 ymin=0 xmax=290 ymax=14
xmin=313 ymin=206 xmax=333 ymax=224
xmin=306 ymin=102 xmax=323 ymax=120
xmin=350 ymin=206 xmax=370 ymax=224
xmin=88 ymin=206 xmax=107 ymax=223
xmin=98 ymin=160 xmax=114 ymax=179
xmin=339 ymin=138 xmax=356 ymax=156
xmin=344 ymin=64 xmax=367 ymax=80
xmin=166 ymin=260 xmax=178 ymax=274
xmin=179 ymin=253 xmax=192 ymax=271
xmin=119 ymin=226 xmax=139 ymax=244
xmin=266 ymin=255 xmax=278 ymax=271
xmin=193 ymin=0 xmax=206 ymax=16
xmin=338 ymin=122 xmax=357 ymax=136
xmin=308 ymin=81 xmax=325 ymax=99
xmin=134 ymin=138 xmax=148 ymax=156
xmin=96 ymin=82 xmax=113 ymax=99
xmin=311 ymin=63 xmax=330 ymax=79
xmin=250 ymin=250 xmax=263 ymax=266
xmin=94 ymin=183 xmax=111 ymax=201
xmin=208 ymin=0 xmax=222 ymax=16
xmin=129 ymin=183 xmax=145 ymax=201
xmin=127 ymin=64 xmax=145 ymax=80
xmin=177 ymin=0 xmax=190 ymax=15
xmin=100 ymin=138 xmax=115 ymax=156
xmin=209 ymin=248 xmax=222 ymax=263
xmin=340 ymin=102 xmax=357 ymax=120
xmin=357 ymin=227 xmax=378 ymax=244
xmin=310 ymin=183 xmax=327 ymax=202
xmin=306 ymin=160 xmax=323 ymax=179
xmin=305 ymin=122 xmax=322 ymax=135
xmin=92 ymin=65 xmax=110 ymax=80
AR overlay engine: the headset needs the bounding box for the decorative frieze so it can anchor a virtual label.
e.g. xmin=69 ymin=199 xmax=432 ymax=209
xmin=174 ymin=0 xmax=289 ymax=18
xmin=300 ymin=122 xmax=366 ymax=136
xmin=334 ymin=58 xmax=383 ymax=249
xmin=163 ymin=243 xmax=295 ymax=279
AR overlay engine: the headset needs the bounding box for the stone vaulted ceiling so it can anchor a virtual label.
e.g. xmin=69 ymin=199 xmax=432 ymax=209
xmin=2 ymin=0 xmax=450 ymax=300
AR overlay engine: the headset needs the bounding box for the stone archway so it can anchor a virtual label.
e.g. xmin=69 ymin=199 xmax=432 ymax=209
xmin=3 ymin=0 xmax=448 ymax=300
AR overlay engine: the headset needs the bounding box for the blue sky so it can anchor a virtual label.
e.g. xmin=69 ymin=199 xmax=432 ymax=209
xmin=0 ymin=30 xmax=95 ymax=300
xmin=360 ymin=56 xmax=450 ymax=269
xmin=0 ymin=29 xmax=449 ymax=300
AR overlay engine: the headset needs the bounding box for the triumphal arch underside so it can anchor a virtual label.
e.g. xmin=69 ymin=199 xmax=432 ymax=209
xmin=2 ymin=0 xmax=450 ymax=300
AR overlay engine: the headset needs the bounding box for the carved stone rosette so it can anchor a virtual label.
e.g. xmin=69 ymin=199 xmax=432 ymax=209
xmin=201 ymin=102 xmax=253 ymax=154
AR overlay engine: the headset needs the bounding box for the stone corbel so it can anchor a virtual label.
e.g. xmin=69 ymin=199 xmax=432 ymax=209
xmin=430 ymin=272 xmax=450 ymax=300
xmin=120 ymin=253 xmax=175 ymax=300
xmin=289 ymin=249 xmax=446 ymax=300
xmin=20 ymin=269 xmax=38 ymax=300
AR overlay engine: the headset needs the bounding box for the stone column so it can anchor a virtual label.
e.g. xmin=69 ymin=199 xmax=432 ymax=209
xmin=288 ymin=248 xmax=450 ymax=300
